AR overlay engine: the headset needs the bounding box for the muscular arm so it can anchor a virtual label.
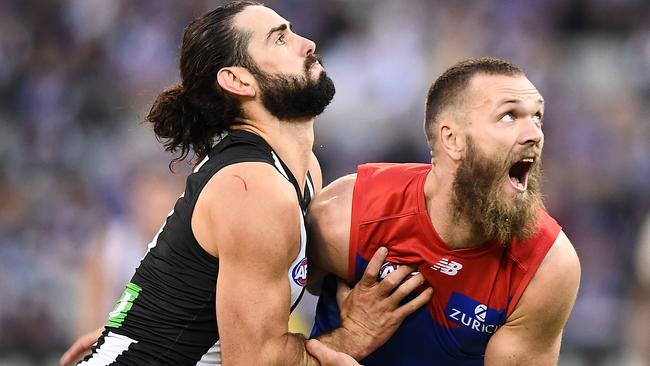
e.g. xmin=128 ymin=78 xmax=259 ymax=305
xmin=307 ymin=174 xmax=355 ymax=280
xmin=485 ymin=231 xmax=581 ymax=365
xmin=194 ymin=163 xmax=319 ymax=366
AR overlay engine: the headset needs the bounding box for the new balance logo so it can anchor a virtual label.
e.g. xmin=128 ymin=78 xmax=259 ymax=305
xmin=431 ymin=258 xmax=463 ymax=276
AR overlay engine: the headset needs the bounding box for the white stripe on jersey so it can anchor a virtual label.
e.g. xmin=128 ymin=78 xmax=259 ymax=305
xmin=269 ymin=153 xmax=308 ymax=307
xmin=196 ymin=341 xmax=222 ymax=366
xmin=271 ymin=151 xmax=290 ymax=180
xmin=194 ymin=154 xmax=211 ymax=172
xmin=287 ymin=210 xmax=308 ymax=307
xmin=78 ymin=332 xmax=137 ymax=365
xmin=305 ymin=174 xmax=315 ymax=202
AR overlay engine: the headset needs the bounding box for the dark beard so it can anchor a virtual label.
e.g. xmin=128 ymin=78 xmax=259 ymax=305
xmin=451 ymin=136 xmax=544 ymax=245
xmin=251 ymin=55 xmax=335 ymax=120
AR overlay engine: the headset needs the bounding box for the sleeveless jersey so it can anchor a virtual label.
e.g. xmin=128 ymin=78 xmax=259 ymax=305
xmin=81 ymin=130 xmax=314 ymax=366
xmin=312 ymin=163 xmax=561 ymax=365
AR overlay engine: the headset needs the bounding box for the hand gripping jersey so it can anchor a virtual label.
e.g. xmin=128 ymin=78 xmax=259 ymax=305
xmin=81 ymin=130 xmax=313 ymax=366
xmin=312 ymin=163 xmax=561 ymax=365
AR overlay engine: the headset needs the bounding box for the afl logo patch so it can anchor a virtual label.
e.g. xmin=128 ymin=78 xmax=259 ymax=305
xmin=378 ymin=261 xmax=420 ymax=281
xmin=292 ymin=257 xmax=308 ymax=287
xmin=378 ymin=261 xmax=399 ymax=280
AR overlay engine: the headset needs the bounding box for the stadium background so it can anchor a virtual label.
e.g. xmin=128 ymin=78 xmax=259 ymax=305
xmin=1 ymin=0 xmax=649 ymax=365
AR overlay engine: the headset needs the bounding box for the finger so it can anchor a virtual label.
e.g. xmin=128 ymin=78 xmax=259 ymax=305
xmin=60 ymin=327 xmax=102 ymax=366
xmin=393 ymin=287 xmax=434 ymax=320
xmin=305 ymin=339 xmax=335 ymax=363
xmin=358 ymin=247 xmax=387 ymax=287
xmin=335 ymin=279 xmax=352 ymax=308
xmin=59 ymin=340 xmax=84 ymax=366
xmin=59 ymin=349 xmax=73 ymax=366
xmin=306 ymin=339 xmax=361 ymax=366
xmin=376 ymin=264 xmax=416 ymax=294
xmin=81 ymin=332 xmax=98 ymax=348
xmin=387 ymin=272 xmax=426 ymax=304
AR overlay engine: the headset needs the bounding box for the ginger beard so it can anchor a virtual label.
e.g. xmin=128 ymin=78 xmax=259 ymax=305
xmin=251 ymin=54 xmax=335 ymax=120
xmin=451 ymin=135 xmax=544 ymax=245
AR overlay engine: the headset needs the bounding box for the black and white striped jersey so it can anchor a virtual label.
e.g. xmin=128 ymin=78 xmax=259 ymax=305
xmin=80 ymin=129 xmax=314 ymax=365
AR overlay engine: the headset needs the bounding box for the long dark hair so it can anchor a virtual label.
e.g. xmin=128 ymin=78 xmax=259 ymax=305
xmin=146 ymin=1 xmax=262 ymax=169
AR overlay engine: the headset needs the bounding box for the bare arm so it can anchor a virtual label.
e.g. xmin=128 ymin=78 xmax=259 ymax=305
xmin=484 ymin=231 xmax=581 ymax=365
xmin=307 ymin=174 xmax=355 ymax=280
xmin=194 ymin=162 xmax=320 ymax=366
xmin=59 ymin=326 xmax=104 ymax=366
xmin=307 ymin=174 xmax=433 ymax=360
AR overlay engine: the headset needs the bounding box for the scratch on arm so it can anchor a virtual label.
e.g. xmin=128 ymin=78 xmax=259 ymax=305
xmin=234 ymin=175 xmax=248 ymax=191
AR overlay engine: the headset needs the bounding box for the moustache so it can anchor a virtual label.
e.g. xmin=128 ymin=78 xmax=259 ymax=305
xmin=504 ymin=148 xmax=542 ymax=169
xmin=304 ymin=54 xmax=324 ymax=71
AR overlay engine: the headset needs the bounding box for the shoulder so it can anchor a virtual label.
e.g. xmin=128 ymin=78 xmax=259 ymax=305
xmin=510 ymin=230 xmax=580 ymax=327
xmin=538 ymin=230 xmax=581 ymax=305
xmin=531 ymin=231 xmax=580 ymax=306
xmin=308 ymin=173 xmax=357 ymax=231
xmin=485 ymin=231 xmax=580 ymax=364
xmin=307 ymin=174 xmax=357 ymax=280
xmin=194 ymin=162 xmax=300 ymax=260
xmin=310 ymin=173 xmax=357 ymax=209
xmin=203 ymin=162 xmax=297 ymax=212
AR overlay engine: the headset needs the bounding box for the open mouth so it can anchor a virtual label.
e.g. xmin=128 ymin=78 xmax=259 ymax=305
xmin=508 ymin=157 xmax=534 ymax=192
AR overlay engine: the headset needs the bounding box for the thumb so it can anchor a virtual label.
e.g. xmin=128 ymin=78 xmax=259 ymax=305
xmin=335 ymin=279 xmax=352 ymax=308
xmin=306 ymin=339 xmax=330 ymax=361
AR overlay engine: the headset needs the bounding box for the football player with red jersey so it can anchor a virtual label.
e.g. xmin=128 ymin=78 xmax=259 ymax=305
xmin=309 ymin=57 xmax=581 ymax=365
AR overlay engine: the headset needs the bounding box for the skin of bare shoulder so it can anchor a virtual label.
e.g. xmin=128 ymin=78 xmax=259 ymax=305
xmin=192 ymin=161 xmax=300 ymax=260
xmin=484 ymin=231 xmax=581 ymax=365
xmin=307 ymin=174 xmax=357 ymax=281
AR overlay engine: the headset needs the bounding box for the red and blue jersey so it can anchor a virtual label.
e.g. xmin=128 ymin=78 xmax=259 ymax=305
xmin=311 ymin=163 xmax=561 ymax=365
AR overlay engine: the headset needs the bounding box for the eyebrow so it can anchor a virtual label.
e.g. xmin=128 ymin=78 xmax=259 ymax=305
xmin=498 ymin=98 xmax=545 ymax=105
xmin=266 ymin=23 xmax=292 ymax=41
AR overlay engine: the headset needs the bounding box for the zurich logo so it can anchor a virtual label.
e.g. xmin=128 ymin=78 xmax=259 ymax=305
xmin=474 ymin=304 xmax=487 ymax=322
xmin=446 ymin=292 xmax=506 ymax=334
xmin=292 ymin=257 xmax=308 ymax=286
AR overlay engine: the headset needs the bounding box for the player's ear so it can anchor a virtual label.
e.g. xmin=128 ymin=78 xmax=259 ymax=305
xmin=439 ymin=122 xmax=465 ymax=161
xmin=216 ymin=67 xmax=256 ymax=97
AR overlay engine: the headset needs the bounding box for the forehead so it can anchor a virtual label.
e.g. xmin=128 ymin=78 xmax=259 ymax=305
xmin=232 ymin=5 xmax=287 ymax=39
xmin=467 ymin=74 xmax=542 ymax=106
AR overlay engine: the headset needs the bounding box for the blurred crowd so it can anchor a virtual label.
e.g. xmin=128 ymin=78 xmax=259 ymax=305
xmin=0 ymin=0 xmax=649 ymax=365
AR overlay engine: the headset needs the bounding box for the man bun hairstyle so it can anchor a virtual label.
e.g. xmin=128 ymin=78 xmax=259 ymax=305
xmin=424 ymin=57 xmax=523 ymax=153
xmin=146 ymin=1 xmax=262 ymax=168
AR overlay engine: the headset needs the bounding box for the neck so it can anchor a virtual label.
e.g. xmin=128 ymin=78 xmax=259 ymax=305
xmin=424 ymin=161 xmax=489 ymax=250
xmin=231 ymin=112 xmax=314 ymax=189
